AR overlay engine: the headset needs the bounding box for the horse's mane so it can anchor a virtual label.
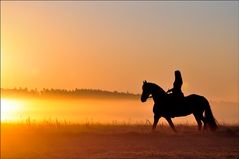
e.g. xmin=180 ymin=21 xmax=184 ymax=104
xmin=147 ymin=82 xmax=166 ymax=95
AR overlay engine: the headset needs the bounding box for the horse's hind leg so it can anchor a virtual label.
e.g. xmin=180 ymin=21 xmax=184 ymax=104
xmin=193 ymin=113 xmax=202 ymax=131
xmin=194 ymin=112 xmax=208 ymax=131
xmin=165 ymin=117 xmax=177 ymax=133
xmin=202 ymin=116 xmax=208 ymax=130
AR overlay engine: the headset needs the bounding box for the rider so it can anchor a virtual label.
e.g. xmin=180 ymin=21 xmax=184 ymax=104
xmin=167 ymin=70 xmax=184 ymax=99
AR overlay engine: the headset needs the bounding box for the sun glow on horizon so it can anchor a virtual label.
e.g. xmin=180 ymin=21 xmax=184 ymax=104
xmin=1 ymin=99 xmax=24 ymax=122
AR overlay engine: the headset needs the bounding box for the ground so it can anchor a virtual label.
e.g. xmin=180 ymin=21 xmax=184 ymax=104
xmin=1 ymin=123 xmax=239 ymax=159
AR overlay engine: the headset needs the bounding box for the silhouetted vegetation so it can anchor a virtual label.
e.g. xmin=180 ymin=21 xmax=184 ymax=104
xmin=1 ymin=88 xmax=140 ymax=100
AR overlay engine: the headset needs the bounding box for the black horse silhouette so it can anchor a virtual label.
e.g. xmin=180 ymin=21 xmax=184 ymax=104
xmin=141 ymin=81 xmax=218 ymax=132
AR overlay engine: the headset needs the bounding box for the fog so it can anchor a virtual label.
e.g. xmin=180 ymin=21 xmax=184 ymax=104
xmin=1 ymin=97 xmax=238 ymax=124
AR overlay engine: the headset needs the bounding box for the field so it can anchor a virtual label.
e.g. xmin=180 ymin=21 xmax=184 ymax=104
xmin=1 ymin=122 xmax=239 ymax=159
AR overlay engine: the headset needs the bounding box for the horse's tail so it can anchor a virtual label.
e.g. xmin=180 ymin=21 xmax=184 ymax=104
xmin=204 ymin=98 xmax=218 ymax=131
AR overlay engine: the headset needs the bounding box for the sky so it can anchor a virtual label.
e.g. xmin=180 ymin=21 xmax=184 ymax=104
xmin=1 ymin=1 xmax=239 ymax=102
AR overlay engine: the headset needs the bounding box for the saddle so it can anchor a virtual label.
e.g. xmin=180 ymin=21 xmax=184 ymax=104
xmin=167 ymin=93 xmax=184 ymax=103
xmin=166 ymin=93 xmax=187 ymax=117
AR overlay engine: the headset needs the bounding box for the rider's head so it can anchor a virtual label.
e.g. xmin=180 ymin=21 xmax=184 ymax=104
xmin=175 ymin=70 xmax=181 ymax=77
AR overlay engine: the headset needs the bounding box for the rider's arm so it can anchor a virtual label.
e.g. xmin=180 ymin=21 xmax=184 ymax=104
xmin=167 ymin=88 xmax=173 ymax=93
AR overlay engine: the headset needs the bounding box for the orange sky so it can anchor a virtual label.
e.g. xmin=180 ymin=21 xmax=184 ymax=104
xmin=1 ymin=1 xmax=239 ymax=102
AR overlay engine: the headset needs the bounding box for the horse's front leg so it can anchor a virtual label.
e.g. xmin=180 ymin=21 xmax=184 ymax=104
xmin=165 ymin=117 xmax=177 ymax=133
xmin=152 ymin=114 xmax=161 ymax=130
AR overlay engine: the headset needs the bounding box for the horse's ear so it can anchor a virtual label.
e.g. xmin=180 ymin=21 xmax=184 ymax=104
xmin=143 ymin=80 xmax=147 ymax=84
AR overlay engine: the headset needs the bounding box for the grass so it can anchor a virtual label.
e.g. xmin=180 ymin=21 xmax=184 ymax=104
xmin=2 ymin=119 xmax=239 ymax=135
xmin=1 ymin=121 xmax=239 ymax=159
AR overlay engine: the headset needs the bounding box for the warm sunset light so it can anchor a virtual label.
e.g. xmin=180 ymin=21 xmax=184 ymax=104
xmin=1 ymin=2 xmax=239 ymax=159
xmin=1 ymin=99 xmax=23 ymax=121
xmin=1 ymin=1 xmax=238 ymax=103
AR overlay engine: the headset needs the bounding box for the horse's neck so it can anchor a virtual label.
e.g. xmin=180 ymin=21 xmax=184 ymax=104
xmin=152 ymin=87 xmax=166 ymax=103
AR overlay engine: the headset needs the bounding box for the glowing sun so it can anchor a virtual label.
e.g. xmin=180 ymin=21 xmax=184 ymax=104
xmin=1 ymin=99 xmax=23 ymax=121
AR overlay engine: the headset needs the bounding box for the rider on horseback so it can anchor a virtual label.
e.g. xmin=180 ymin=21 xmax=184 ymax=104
xmin=167 ymin=70 xmax=184 ymax=100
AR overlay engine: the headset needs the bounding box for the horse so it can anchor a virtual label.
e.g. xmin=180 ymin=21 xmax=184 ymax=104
xmin=141 ymin=81 xmax=218 ymax=132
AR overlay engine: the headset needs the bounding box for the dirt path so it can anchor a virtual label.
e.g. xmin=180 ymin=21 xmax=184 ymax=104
xmin=2 ymin=125 xmax=239 ymax=159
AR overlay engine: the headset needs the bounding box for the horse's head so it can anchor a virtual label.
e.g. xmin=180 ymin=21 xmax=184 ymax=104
xmin=141 ymin=80 xmax=166 ymax=103
xmin=141 ymin=80 xmax=151 ymax=102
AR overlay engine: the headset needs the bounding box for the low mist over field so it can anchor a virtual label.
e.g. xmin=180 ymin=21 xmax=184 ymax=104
xmin=1 ymin=88 xmax=238 ymax=124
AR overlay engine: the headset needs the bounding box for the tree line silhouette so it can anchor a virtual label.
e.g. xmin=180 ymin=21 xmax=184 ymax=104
xmin=1 ymin=88 xmax=140 ymax=99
